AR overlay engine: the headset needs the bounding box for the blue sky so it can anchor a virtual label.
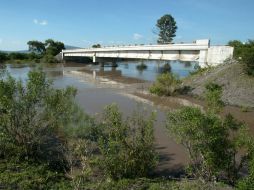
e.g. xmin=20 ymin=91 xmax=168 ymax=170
xmin=0 ymin=0 xmax=254 ymax=50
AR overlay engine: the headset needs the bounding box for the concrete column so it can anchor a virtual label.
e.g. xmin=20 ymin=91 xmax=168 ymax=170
xmin=93 ymin=55 xmax=96 ymax=63
xmin=93 ymin=70 xmax=96 ymax=79
xmin=199 ymin=50 xmax=208 ymax=68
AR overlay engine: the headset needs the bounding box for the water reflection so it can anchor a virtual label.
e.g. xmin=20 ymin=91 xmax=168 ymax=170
xmin=92 ymin=60 xmax=196 ymax=81
xmin=136 ymin=62 xmax=148 ymax=74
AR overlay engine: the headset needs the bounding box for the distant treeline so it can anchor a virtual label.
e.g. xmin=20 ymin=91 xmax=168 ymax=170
xmin=0 ymin=51 xmax=41 ymax=64
xmin=0 ymin=39 xmax=64 ymax=64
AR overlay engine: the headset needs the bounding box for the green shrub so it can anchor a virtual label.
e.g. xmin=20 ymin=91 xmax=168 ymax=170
xmin=205 ymin=82 xmax=224 ymax=114
xmin=98 ymin=104 xmax=157 ymax=180
xmin=166 ymin=107 xmax=246 ymax=183
xmin=149 ymin=73 xmax=181 ymax=96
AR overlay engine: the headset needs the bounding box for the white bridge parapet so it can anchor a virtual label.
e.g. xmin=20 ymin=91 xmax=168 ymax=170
xmin=62 ymin=39 xmax=234 ymax=68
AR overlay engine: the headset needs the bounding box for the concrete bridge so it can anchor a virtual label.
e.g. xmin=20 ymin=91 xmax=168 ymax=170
xmin=61 ymin=39 xmax=234 ymax=68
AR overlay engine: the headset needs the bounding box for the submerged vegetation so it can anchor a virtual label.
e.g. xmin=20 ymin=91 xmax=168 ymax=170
xmin=136 ymin=62 xmax=148 ymax=71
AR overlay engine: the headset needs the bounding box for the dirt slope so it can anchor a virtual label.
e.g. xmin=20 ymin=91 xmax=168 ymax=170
xmin=183 ymin=60 xmax=254 ymax=108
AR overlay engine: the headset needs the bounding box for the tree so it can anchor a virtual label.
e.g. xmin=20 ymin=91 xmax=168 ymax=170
xmin=92 ymin=44 xmax=101 ymax=48
xmin=156 ymin=14 xmax=177 ymax=44
xmin=45 ymin=39 xmax=65 ymax=56
xmin=0 ymin=52 xmax=8 ymax=63
xmin=27 ymin=40 xmax=46 ymax=54
xmin=228 ymin=39 xmax=254 ymax=76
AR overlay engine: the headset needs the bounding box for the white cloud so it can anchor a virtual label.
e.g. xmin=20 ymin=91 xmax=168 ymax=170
xmin=40 ymin=20 xmax=48 ymax=25
xmin=0 ymin=38 xmax=2 ymax=44
xmin=33 ymin=19 xmax=48 ymax=26
xmin=133 ymin=33 xmax=143 ymax=40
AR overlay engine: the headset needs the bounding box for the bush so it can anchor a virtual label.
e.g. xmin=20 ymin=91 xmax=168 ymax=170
xmin=149 ymin=73 xmax=181 ymax=96
xmin=136 ymin=63 xmax=147 ymax=71
xmin=205 ymin=82 xmax=224 ymax=114
xmin=167 ymin=107 xmax=245 ymax=183
xmin=98 ymin=104 xmax=158 ymax=180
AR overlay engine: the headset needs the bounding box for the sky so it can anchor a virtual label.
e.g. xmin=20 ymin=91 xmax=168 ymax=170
xmin=0 ymin=0 xmax=254 ymax=51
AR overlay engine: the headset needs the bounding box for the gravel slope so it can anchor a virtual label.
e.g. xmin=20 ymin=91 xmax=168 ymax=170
xmin=183 ymin=60 xmax=254 ymax=108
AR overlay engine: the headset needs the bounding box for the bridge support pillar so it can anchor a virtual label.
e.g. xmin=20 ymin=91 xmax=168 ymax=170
xmin=93 ymin=55 xmax=96 ymax=63
xmin=199 ymin=50 xmax=208 ymax=68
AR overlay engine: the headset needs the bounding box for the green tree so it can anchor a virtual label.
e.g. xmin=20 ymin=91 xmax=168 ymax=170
xmin=228 ymin=39 xmax=254 ymax=76
xmin=45 ymin=39 xmax=65 ymax=56
xmin=27 ymin=40 xmax=46 ymax=54
xmin=241 ymin=42 xmax=254 ymax=76
xmin=156 ymin=14 xmax=177 ymax=44
xmin=228 ymin=40 xmax=244 ymax=59
xmin=92 ymin=44 xmax=101 ymax=48
xmin=0 ymin=52 xmax=8 ymax=63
